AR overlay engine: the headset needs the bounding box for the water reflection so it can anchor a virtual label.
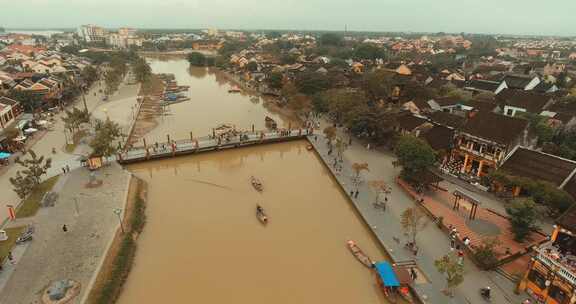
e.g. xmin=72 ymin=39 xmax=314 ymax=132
xmin=188 ymin=66 xmax=208 ymax=79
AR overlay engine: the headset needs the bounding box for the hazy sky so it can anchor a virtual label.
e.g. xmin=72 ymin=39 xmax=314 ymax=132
xmin=3 ymin=0 xmax=574 ymax=36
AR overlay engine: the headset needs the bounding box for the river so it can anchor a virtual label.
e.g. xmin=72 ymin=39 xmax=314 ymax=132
xmin=117 ymin=58 xmax=389 ymax=303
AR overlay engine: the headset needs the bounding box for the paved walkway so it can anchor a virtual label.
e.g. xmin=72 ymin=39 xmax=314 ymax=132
xmin=0 ymin=163 xmax=131 ymax=304
xmin=308 ymin=127 xmax=531 ymax=304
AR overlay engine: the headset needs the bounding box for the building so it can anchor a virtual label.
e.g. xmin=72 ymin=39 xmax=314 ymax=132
xmin=446 ymin=111 xmax=529 ymax=177
xmin=497 ymin=89 xmax=555 ymax=117
xmin=518 ymin=206 xmax=576 ymax=304
xmin=77 ymin=25 xmax=106 ymax=43
xmin=118 ymin=27 xmax=137 ymax=37
xmin=0 ymin=97 xmax=23 ymax=129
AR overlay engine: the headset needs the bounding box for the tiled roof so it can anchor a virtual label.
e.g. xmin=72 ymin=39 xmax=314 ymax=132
xmin=496 ymin=89 xmax=552 ymax=113
xmin=500 ymin=147 xmax=576 ymax=187
xmin=460 ymin=111 xmax=528 ymax=145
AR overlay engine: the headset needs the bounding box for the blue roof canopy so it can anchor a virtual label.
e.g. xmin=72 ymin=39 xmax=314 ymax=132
xmin=375 ymin=261 xmax=400 ymax=287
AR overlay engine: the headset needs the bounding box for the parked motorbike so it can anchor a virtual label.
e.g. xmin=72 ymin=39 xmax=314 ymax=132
xmin=480 ymin=287 xmax=491 ymax=301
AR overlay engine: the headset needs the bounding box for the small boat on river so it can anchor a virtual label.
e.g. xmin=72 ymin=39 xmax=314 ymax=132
xmin=346 ymin=240 xmax=374 ymax=268
xmin=256 ymin=205 xmax=268 ymax=224
xmin=228 ymin=86 xmax=241 ymax=93
xmin=250 ymin=176 xmax=263 ymax=192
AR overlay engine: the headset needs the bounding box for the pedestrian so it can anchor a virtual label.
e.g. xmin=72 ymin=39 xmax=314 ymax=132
xmin=366 ymin=143 xmax=371 ymax=150
xmin=450 ymin=234 xmax=455 ymax=251
xmin=410 ymin=267 xmax=417 ymax=281
xmin=7 ymin=252 xmax=13 ymax=265
xmin=66 ymin=165 xmax=70 ymax=173
xmin=384 ymin=196 xmax=388 ymax=202
xmin=354 ymin=190 xmax=359 ymax=198
xmin=62 ymin=167 xmax=66 ymax=174
xmin=62 ymin=224 xmax=68 ymax=233
xmin=349 ymin=137 xmax=352 ymax=145
xmin=463 ymin=236 xmax=471 ymax=247
xmin=457 ymin=250 xmax=464 ymax=265
xmin=350 ymin=190 xmax=354 ymax=196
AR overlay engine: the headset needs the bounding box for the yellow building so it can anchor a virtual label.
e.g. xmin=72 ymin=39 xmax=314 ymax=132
xmin=519 ymin=209 xmax=576 ymax=304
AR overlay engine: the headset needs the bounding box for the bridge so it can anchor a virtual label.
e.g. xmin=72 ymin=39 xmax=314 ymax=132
xmin=117 ymin=129 xmax=314 ymax=164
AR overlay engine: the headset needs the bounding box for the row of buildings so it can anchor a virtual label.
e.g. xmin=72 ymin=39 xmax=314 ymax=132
xmin=77 ymin=24 xmax=143 ymax=48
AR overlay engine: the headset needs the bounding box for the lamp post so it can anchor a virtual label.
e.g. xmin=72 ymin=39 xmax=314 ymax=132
xmin=113 ymin=208 xmax=125 ymax=233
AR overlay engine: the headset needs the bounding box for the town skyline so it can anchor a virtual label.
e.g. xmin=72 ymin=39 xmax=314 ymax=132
xmin=2 ymin=0 xmax=575 ymax=36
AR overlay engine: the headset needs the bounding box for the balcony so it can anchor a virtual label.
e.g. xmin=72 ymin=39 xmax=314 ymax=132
xmin=535 ymin=243 xmax=576 ymax=285
xmin=458 ymin=145 xmax=499 ymax=162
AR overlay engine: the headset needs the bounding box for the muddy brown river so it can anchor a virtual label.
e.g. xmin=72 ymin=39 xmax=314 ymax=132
xmin=118 ymin=58 xmax=389 ymax=303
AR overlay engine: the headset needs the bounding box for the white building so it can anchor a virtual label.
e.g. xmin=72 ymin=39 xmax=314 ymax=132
xmin=77 ymin=25 xmax=106 ymax=43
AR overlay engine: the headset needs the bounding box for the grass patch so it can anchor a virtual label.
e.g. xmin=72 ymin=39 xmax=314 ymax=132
xmin=16 ymin=176 xmax=59 ymax=218
xmin=0 ymin=226 xmax=26 ymax=263
xmin=87 ymin=178 xmax=147 ymax=304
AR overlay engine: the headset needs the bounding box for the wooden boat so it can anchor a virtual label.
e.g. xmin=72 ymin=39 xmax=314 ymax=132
xmin=228 ymin=86 xmax=241 ymax=93
xmin=256 ymin=205 xmax=268 ymax=224
xmin=346 ymin=240 xmax=374 ymax=268
xmin=265 ymin=116 xmax=277 ymax=129
xmin=250 ymin=176 xmax=263 ymax=192
xmin=306 ymin=145 xmax=313 ymax=151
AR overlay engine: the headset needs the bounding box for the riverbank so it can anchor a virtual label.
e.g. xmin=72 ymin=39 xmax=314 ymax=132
xmin=85 ymin=176 xmax=147 ymax=304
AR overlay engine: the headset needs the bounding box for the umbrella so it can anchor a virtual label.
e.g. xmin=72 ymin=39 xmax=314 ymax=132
xmin=0 ymin=152 xmax=11 ymax=159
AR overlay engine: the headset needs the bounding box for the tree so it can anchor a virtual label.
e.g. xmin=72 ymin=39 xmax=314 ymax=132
xmin=81 ymin=65 xmax=99 ymax=84
xmin=506 ymin=198 xmax=538 ymax=242
xmin=132 ymin=57 xmax=151 ymax=83
xmin=295 ymin=71 xmax=331 ymax=95
xmin=319 ymin=33 xmax=343 ymax=46
xmin=62 ymin=107 xmax=90 ymax=134
xmin=3 ymin=126 xmax=20 ymax=145
xmin=362 ymin=70 xmax=394 ymax=101
xmin=394 ymin=135 xmax=436 ymax=182
xmin=323 ymin=126 xmax=337 ymax=147
xmin=287 ymin=93 xmax=312 ymax=116
xmin=354 ymin=44 xmax=385 ymax=60
xmin=266 ymin=72 xmax=283 ymax=90
xmin=246 ymin=61 xmax=258 ymax=72
xmin=187 ymin=52 xmax=206 ymax=66
xmin=435 ymin=254 xmax=464 ymax=296
xmin=8 ymin=90 xmax=42 ymax=112
xmin=10 ymin=150 xmax=52 ymax=198
xmin=401 ymin=207 xmax=428 ymax=246
xmin=473 ymin=237 xmax=502 ymax=270
xmin=90 ymin=118 xmax=122 ymax=157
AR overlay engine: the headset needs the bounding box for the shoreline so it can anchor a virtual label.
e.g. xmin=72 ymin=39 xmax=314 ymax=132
xmin=83 ymin=175 xmax=147 ymax=304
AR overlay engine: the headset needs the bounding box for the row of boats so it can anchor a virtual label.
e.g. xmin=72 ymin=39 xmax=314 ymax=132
xmin=250 ymin=176 xmax=268 ymax=225
xmin=156 ymin=73 xmax=191 ymax=105
xmin=346 ymin=240 xmax=416 ymax=303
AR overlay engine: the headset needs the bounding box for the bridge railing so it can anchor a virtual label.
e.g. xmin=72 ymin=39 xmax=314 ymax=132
xmin=119 ymin=129 xmax=312 ymax=161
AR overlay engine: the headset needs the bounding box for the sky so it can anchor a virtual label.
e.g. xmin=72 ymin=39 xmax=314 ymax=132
xmin=2 ymin=0 xmax=574 ymax=36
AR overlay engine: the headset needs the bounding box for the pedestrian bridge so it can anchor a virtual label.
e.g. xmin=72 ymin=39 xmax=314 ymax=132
xmin=117 ymin=129 xmax=313 ymax=164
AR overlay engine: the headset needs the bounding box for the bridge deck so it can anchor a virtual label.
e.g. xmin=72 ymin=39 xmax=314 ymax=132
xmin=117 ymin=129 xmax=313 ymax=164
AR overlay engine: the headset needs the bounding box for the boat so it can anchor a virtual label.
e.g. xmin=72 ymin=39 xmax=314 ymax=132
xmin=346 ymin=240 xmax=374 ymax=268
xmin=264 ymin=116 xmax=277 ymax=129
xmin=306 ymin=145 xmax=313 ymax=151
xmin=250 ymin=176 xmax=263 ymax=192
xmin=256 ymin=205 xmax=268 ymax=224
xmin=228 ymin=86 xmax=241 ymax=93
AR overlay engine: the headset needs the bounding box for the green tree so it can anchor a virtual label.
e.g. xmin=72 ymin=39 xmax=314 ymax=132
xmin=132 ymin=57 xmax=152 ymax=83
xmin=354 ymin=44 xmax=385 ymax=60
xmin=8 ymin=90 xmax=42 ymax=112
xmin=401 ymin=207 xmax=428 ymax=246
xmin=473 ymin=237 xmax=501 ymax=270
xmin=187 ymin=52 xmax=206 ymax=66
xmin=61 ymin=107 xmax=90 ymax=135
xmin=319 ymin=33 xmax=343 ymax=46
xmin=362 ymin=70 xmax=394 ymax=101
xmin=394 ymin=135 xmax=436 ymax=182
xmin=90 ymin=118 xmax=123 ymax=157
xmin=295 ymin=71 xmax=331 ymax=95
xmin=266 ymin=72 xmax=283 ymax=90
xmin=246 ymin=61 xmax=258 ymax=72
xmin=81 ymin=65 xmax=99 ymax=84
xmin=506 ymin=198 xmax=538 ymax=242
xmin=435 ymin=254 xmax=464 ymax=296
xmin=9 ymin=150 xmax=52 ymax=198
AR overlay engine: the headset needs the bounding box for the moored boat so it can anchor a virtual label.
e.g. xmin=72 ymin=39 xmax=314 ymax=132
xmin=256 ymin=205 xmax=268 ymax=224
xmin=346 ymin=240 xmax=374 ymax=268
xmin=228 ymin=85 xmax=241 ymax=93
xmin=250 ymin=176 xmax=263 ymax=192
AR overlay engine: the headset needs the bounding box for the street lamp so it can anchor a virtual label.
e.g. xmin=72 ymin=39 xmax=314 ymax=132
xmin=113 ymin=208 xmax=125 ymax=233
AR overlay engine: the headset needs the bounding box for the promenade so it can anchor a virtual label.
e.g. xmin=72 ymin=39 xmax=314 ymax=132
xmin=307 ymin=132 xmax=530 ymax=304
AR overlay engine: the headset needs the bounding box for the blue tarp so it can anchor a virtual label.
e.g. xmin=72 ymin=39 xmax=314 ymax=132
xmin=375 ymin=261 xmax=400 ymax=287
xmin=0 ymin=152 xmax=11 ymax=159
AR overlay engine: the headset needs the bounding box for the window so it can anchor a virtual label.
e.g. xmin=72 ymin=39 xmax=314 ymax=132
xmin=506 ymin=109 xmax=514 ymax=116
xmin=528 ymin=270 xmax=547 ymax=289
xmin=549 ymin=285 xmax=568 ymax=304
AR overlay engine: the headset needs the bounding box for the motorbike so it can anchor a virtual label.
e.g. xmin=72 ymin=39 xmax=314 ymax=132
xmin=15 ymin=226 xmax=34 ymax=245
xmin=479 ymin=288 xmax=491 ymax=301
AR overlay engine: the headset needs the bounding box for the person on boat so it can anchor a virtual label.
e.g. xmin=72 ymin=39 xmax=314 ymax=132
xmin=257 ymin=205 xmax=264 ymax=213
